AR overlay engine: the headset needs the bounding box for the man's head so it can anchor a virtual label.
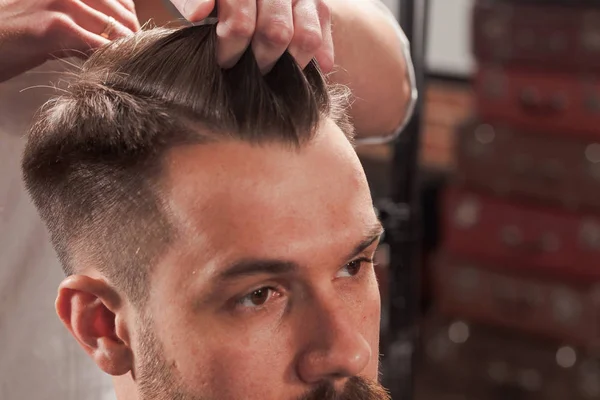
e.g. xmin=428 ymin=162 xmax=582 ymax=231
xmin=22 ymin=25 xmax=387 ymax=400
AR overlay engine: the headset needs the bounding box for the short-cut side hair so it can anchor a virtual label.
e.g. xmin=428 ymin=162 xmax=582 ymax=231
xmin=22 ymin=24 xmax=353 ymax=306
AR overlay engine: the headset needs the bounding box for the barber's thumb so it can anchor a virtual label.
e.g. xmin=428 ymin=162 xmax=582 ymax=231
xmin=171 ymin=0 xmax=215 ymax=22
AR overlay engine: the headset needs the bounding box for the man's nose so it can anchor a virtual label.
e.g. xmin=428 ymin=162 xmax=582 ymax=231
xmin=295 ymin=298 xmax=372 ymax=384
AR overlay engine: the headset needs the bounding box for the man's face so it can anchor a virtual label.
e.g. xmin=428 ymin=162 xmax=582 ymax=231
xmin=133 ymin=119 xmax=386 ymax=399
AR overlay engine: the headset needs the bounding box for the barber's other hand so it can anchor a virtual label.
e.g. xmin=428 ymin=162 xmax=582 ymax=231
xmin=170 ymin=0 xmax=333 ymax=74
xmin=0 ymin=0 xmax=140 ymax=83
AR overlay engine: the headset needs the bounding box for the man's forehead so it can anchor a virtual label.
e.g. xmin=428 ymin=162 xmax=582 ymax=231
xmin=163 ymin=123 xmax=364 ymax=214
xmin=160 ymin=125 xmax=375 ymax=263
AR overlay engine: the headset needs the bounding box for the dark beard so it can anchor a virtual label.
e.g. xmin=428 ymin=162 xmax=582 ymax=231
xmin=297 ymin=376 xmax=391 ymax=400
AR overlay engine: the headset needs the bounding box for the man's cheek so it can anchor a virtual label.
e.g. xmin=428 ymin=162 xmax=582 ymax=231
xmin=365 ymin=280 xmax=383 ymax=373
xmin=197 ymin=342 xmax=288 ymax=397
xmin=367 ymin=274 xmax=383 ymax=322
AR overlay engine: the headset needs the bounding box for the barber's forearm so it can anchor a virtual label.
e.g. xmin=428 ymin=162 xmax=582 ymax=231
xmin=328 ymin=0 xmax=417 ymax=142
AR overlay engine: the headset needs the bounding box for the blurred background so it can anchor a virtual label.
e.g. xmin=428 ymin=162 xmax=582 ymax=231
xmin=359 ymin=0 xmax=600 ymax=399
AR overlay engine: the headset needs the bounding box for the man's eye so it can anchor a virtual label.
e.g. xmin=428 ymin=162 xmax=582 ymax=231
xmin=237 ymin=287 xmax=278 ymax=308
xmin=337 ymin=257 xmax=373 ymax=278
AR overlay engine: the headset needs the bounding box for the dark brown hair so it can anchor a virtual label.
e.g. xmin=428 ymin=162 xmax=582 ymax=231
xmin=21 ymin=24 xmax=352 ymax=305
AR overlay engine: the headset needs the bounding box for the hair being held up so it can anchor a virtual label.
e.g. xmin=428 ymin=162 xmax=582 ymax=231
xmin=21 ymin=24 xmax=353 ymax=306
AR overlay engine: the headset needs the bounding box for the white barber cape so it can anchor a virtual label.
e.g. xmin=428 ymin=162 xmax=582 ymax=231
xmin=0 ymin=62 xmax=116 ymax=400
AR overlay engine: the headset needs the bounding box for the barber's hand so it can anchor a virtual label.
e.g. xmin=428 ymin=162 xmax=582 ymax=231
xmin=170 ymin=0 xmax=334 ymax=74
xmin=0 ymin=0 xmax=140 ymax=83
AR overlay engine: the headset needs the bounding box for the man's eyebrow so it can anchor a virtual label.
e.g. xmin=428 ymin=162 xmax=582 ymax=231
xmin=216 ymin=259 xmax=299 ymax=281
xmin=342 ymin=222 xmax=385 ymax=262
xmin=215 ymin=222 xmax=384 ymax=282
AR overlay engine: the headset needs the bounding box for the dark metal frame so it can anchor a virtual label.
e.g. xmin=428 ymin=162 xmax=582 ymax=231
xmin=380 ymin=0 xmax=429 ymax=399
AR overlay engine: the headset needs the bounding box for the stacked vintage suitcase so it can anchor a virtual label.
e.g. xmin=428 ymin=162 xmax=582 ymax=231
xmin=417 ymin=1 xmax=600 ymax=399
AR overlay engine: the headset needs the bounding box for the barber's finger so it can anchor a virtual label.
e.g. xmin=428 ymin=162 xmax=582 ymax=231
xmin=65 ymin=1 xmax=135 ymax=39
xmin=48 ymin=15 xmax=110 ymax=58
xmin=313 ymin=1 xmax=333 ymax=72
xmin=81 ymin=0 xmax=141 ymax=32
xmin=287 ymin=0 xmax=323 ymax=70
xmin=252 ymin=0 xmax=294 ymax=74
xmin=170 ymin=0 xmax=216 ymax=21
xmin=216 ymin=0 xmax=257 ymax=68
xmin=115 ymin=0 xmax=137 ymax=14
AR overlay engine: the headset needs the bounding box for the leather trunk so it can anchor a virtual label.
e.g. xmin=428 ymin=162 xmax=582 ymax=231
xmin=474 ymin=65 xmax=600 ymax=140
xmin=441 ymin=185 xmax=600 ymax=280
xmin=473 ymin=0 xmax=600 ymax=70
xmin=432 ymin=252 xmax=600 ymax=346
xmin=417 ymin=314 xmax=600 ymax=400
xmin=455 ymin=119 xmax=600 ymax=211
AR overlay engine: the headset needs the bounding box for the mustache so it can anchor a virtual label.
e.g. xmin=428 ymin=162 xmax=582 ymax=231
xmin=297 ymin=376 xmax=391 ymax=400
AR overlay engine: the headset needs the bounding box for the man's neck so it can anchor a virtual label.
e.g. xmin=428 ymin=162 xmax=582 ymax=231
xmin=113 ymin=373 xmax=139 ymax=400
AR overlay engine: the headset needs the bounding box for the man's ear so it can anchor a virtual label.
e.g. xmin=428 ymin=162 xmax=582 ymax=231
xmin=56 ymin=275 xmax=133 ymax=376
